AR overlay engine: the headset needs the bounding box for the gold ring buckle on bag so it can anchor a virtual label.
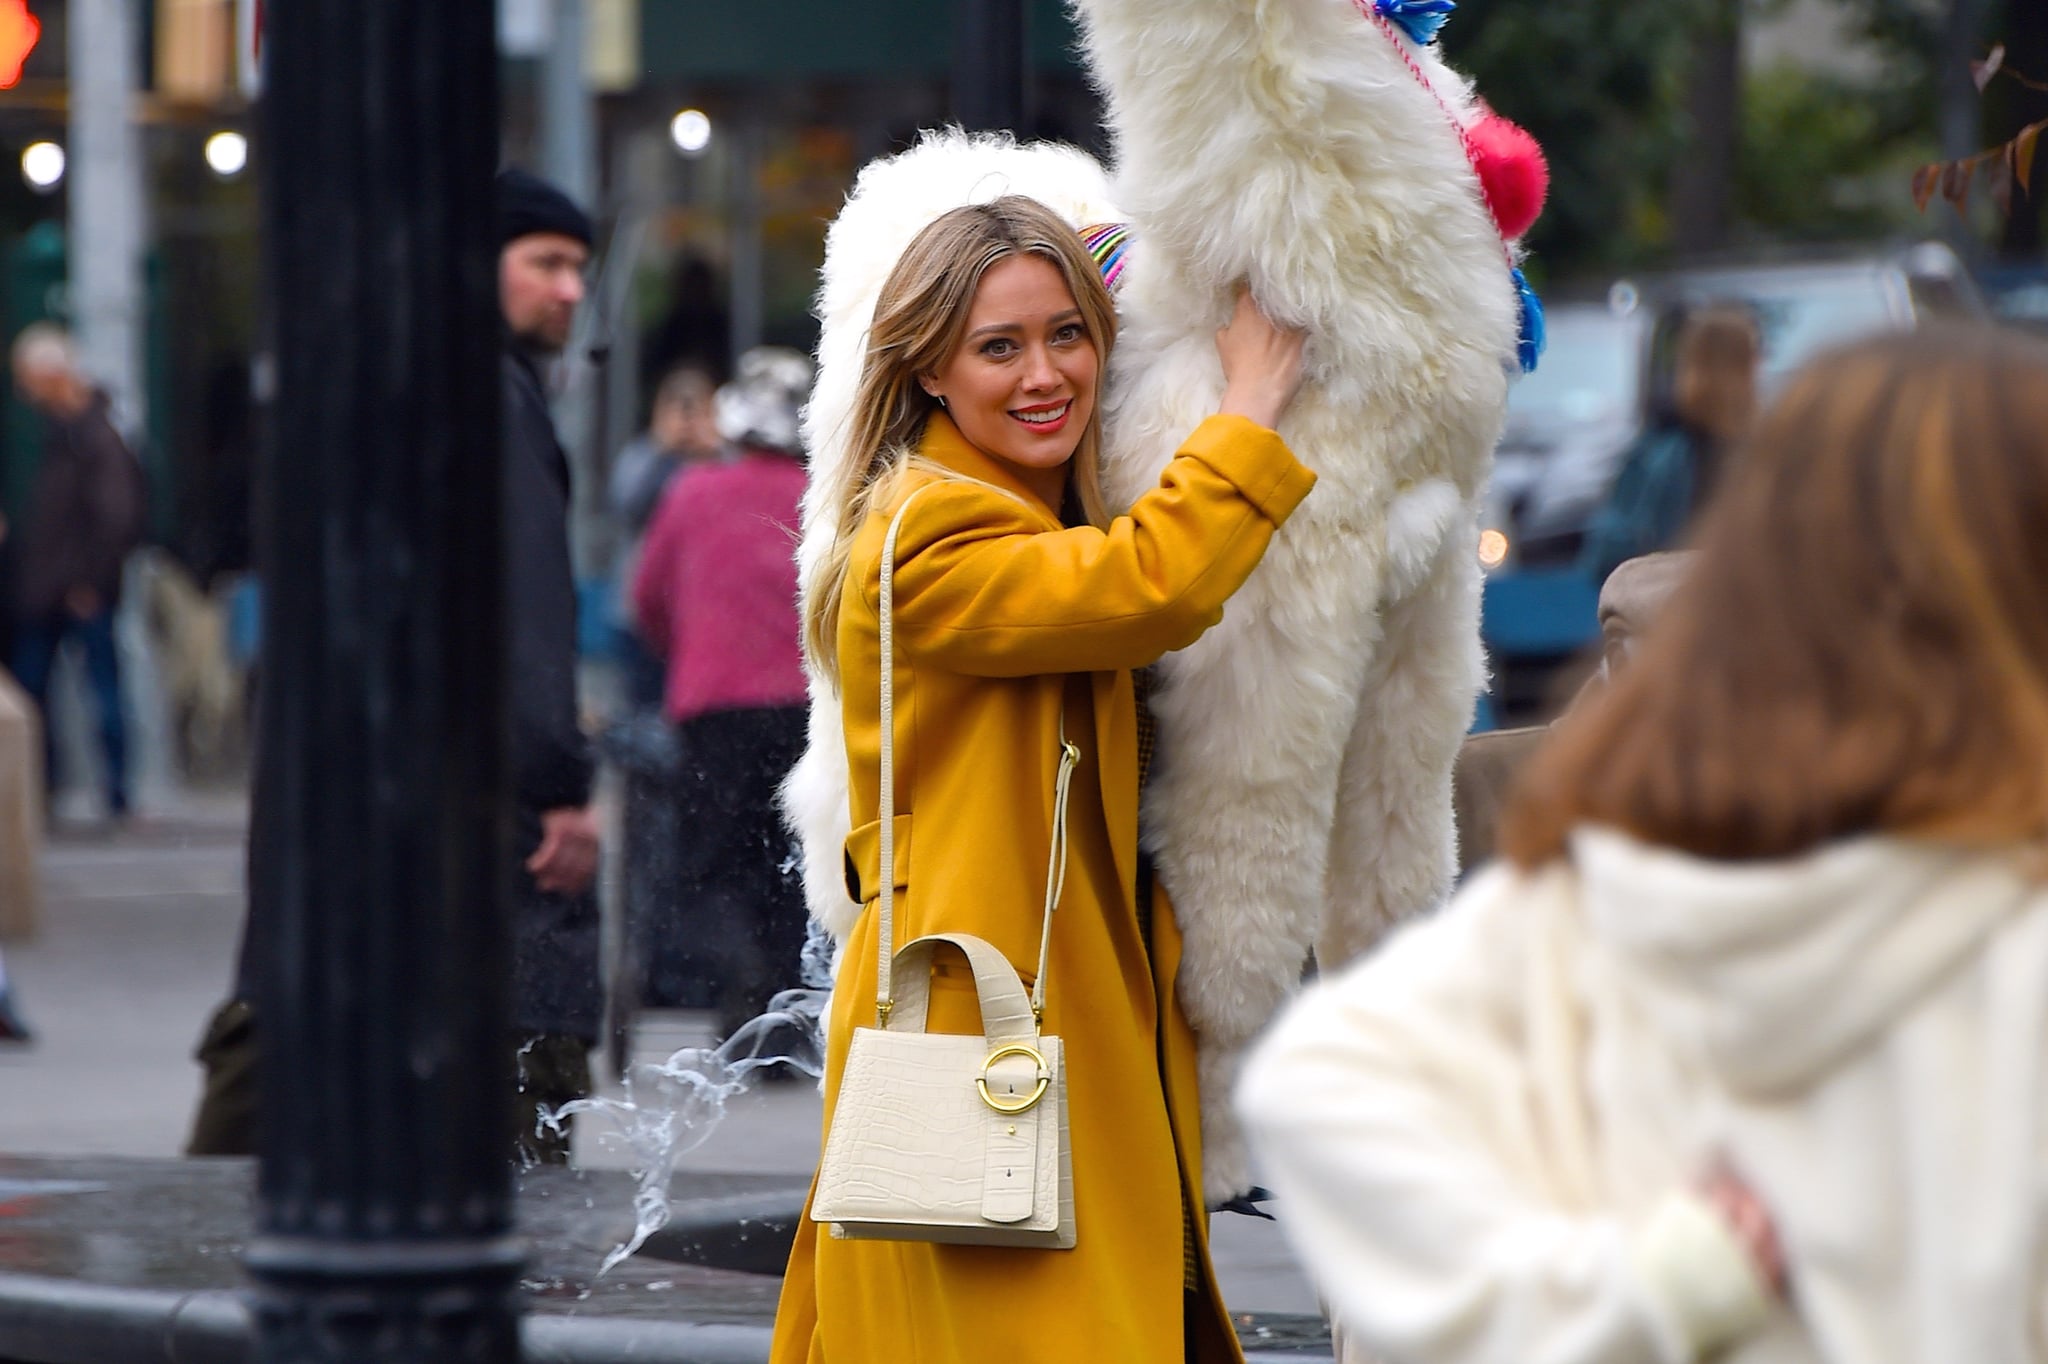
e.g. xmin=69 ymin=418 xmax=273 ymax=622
xmin=976 ymin=1044 xmax=1050 ymax=1114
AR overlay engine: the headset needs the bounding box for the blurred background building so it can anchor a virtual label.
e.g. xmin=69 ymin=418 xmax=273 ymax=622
xmin=0 ymin=0 xmax=2039 ymax=586
xmin=0 ymin=0 xmax=2039 ymax=771
xmin=0 ymin=0 xmax=1104 ymax=599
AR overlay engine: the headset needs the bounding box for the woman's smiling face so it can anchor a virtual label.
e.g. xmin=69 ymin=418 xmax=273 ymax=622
xmin=922 ymin=253 xmax=1099 ymax=506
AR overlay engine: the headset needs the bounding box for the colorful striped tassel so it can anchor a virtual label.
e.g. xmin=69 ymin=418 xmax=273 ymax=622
xmin=1081 ymin=222 xmax=1131 ymax=294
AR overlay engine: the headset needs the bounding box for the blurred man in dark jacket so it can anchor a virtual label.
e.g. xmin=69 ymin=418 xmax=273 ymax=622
xmin=186 ymin=169 xmax=604 ymax=1164
xmin=7 ymin=324 xmax=146 ymax=823
xmin=495 ymin=167 xmax=603 ymax=1158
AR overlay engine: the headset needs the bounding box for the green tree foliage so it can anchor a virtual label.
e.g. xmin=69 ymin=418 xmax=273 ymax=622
xmin=1835 ymin=0 xmax=1944 ymax=128
xmin=1441 ymin=0 xmax=1694 ymax=277
xmin=1738 ymin=64 xmax=1934 ymax=242
xmin=1443 ymin=0 xmax=2047 ymax=271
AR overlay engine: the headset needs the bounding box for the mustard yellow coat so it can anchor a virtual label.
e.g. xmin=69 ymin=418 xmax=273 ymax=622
xmin=770 ymin=412 xmax=1315 ymax=1364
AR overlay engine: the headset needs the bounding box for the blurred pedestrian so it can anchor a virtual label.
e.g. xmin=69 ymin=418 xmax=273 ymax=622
xmin=0 ymin=945 xmax=30 ymax=1043
xmin=1579 ymin=304 xmax=1759 ymax=584
xmin=1241 ymin=324 xmax=2048 ymax=1364
xmin=631 ymin=347 xmax=812 ymax=1045
xmin=186 ymin=168 xmax=605 ymax=1166
xmin=9 ymin=323 xmax=147 ymax=824
xmin=496 ymin=166 xmax=607 ymax=1162
xmin=608 ymin=364 xmax=721 ymax=710
xmin=771 ymin=199 xmax=1314 ymax=1364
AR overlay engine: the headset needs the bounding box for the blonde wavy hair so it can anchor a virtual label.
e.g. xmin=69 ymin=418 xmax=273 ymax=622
xmin=801 ymin=195 xmax=1118 ymax=686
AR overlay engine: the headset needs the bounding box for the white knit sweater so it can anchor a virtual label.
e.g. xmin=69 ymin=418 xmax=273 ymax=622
xmin=1238 ymin=826 xmax=2048 ymax=1364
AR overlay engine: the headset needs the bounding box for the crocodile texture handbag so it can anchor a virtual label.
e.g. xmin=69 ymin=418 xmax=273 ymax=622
xmin=810 ymin=490 xmax=1079 ymax=1249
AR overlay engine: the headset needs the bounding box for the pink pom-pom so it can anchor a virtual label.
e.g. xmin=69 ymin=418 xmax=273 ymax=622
xmin=1467 ymin=111 xmax=1548 ymax=241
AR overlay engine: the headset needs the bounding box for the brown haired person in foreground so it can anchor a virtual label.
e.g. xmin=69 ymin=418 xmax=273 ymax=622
xmin=1240 ymin=324 xmax=2048 ymax=1364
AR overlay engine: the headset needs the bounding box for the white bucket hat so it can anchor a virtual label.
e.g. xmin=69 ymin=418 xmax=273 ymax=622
xmin=716 ymin=346 xmax=815 ymax=456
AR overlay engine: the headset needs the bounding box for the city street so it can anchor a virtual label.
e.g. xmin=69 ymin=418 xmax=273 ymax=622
xmin=0 ymin=791 xmax=1323 ymax=1319
xmin=0 ymin=0 xmax=2035 ymax=1359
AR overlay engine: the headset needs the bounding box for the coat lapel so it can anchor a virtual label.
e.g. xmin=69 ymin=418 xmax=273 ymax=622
xmin=923 ymin=412 xmax=1139 ymax=913
xmin=919 ymin=412 xmax=1063 ymax=522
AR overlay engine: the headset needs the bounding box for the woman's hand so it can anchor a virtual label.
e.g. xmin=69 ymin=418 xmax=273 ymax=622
xmin=1699 ymin=1164 xmax=1788 ymax=1299
xmin=1216 ymin=287 xmax=1308 ymax=431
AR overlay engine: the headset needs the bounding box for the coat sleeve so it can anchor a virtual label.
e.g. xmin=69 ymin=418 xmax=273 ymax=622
xmin=503 ymin=363 xmax=595 ymax=817
xmin=74 ymin=417 xmax=145 ymax=598
xmin=864 ymin=414 xmax=1314 ymax=677
xmin=610 ymin=438 xmax=676 ymax=534
xmin=1235 ymin=868 xmax=1773 ymax=1364
xmin=87 ymin=423 xmax=145 ymax=554
xmin=1578 ymin=428 xmax=1694 ymax=586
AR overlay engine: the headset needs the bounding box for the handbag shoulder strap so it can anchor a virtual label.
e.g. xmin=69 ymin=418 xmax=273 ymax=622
xmin=875 ymin=485 xmax=1081 ymax=1028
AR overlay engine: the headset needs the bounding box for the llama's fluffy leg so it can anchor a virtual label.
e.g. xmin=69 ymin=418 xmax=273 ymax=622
xmin=1147 ymin=532 xmax=1385 ymax=1202
xmin=1318 ymin=513 xmax=1485 ymax=970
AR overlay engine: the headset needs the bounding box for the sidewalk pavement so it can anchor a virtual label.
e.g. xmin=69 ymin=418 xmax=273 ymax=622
xmin=0 ymin=791 xmax=1323 ymax=1319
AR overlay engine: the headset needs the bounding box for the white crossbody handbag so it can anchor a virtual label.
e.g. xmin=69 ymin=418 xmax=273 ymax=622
xmin=810 ymin=490 xmax=1079 ymax=1249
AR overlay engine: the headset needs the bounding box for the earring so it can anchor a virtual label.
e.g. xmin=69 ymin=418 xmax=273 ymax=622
xmin=935 ymin=394 xmax=948 ymax=409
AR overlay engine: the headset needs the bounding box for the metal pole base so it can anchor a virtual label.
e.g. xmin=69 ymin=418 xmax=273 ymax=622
xmin=246 ymin=1237 xmax=525 ymax=1363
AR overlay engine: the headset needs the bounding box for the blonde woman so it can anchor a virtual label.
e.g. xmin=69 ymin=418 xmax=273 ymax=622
xmin=771 ymin=196 xmax=1314 ymax=1363
xmin=1241 ymin=326 xmax=2048 ymax=1363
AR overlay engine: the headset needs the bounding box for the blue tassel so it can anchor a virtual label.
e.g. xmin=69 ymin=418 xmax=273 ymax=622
xmin=1513 ymin=266 xmax=1545 ymax=374
xmin=1375 ymin=0 xmax=1456 ymax=46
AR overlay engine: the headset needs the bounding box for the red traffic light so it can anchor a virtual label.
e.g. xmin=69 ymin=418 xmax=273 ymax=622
xmin=0 ymin=0 xmax=39 ymax=90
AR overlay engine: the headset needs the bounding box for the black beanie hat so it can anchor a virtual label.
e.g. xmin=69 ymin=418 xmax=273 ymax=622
xmin=497 ymin=167 xmax=593 ymax=250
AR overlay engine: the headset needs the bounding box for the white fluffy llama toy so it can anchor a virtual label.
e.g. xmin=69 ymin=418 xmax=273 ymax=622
xmin=786 ymin=0 xmax=1545 ymax=1201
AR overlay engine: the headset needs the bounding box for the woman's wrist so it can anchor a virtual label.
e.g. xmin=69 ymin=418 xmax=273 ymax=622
xmin=1217 ymin=387 xmax=1284 ymax=430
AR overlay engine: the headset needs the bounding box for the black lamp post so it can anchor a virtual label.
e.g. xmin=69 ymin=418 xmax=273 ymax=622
xmin=953 ymin=0 xmax=1029 ymax=133
xmin=242 ymin=2 xmax=523 ymax=1360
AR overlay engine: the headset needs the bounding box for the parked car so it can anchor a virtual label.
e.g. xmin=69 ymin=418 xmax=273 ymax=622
xmin=1655 ymin=242 xmax=1982 ymax=396
xmin=1480 ymin=292 xmax=1652 ymax=574
xmin=1474 ymin=293 xmax=1646 ymax=719
xmin=1478 ymin=242 xmax=1982 ymax=723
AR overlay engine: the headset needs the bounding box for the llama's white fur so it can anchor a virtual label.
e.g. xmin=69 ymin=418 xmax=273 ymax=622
xmin=785 ymin=0 xmax=1520 ymax=1201
xmin=1073 ymin=0 xmax=1515 ymax=1199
